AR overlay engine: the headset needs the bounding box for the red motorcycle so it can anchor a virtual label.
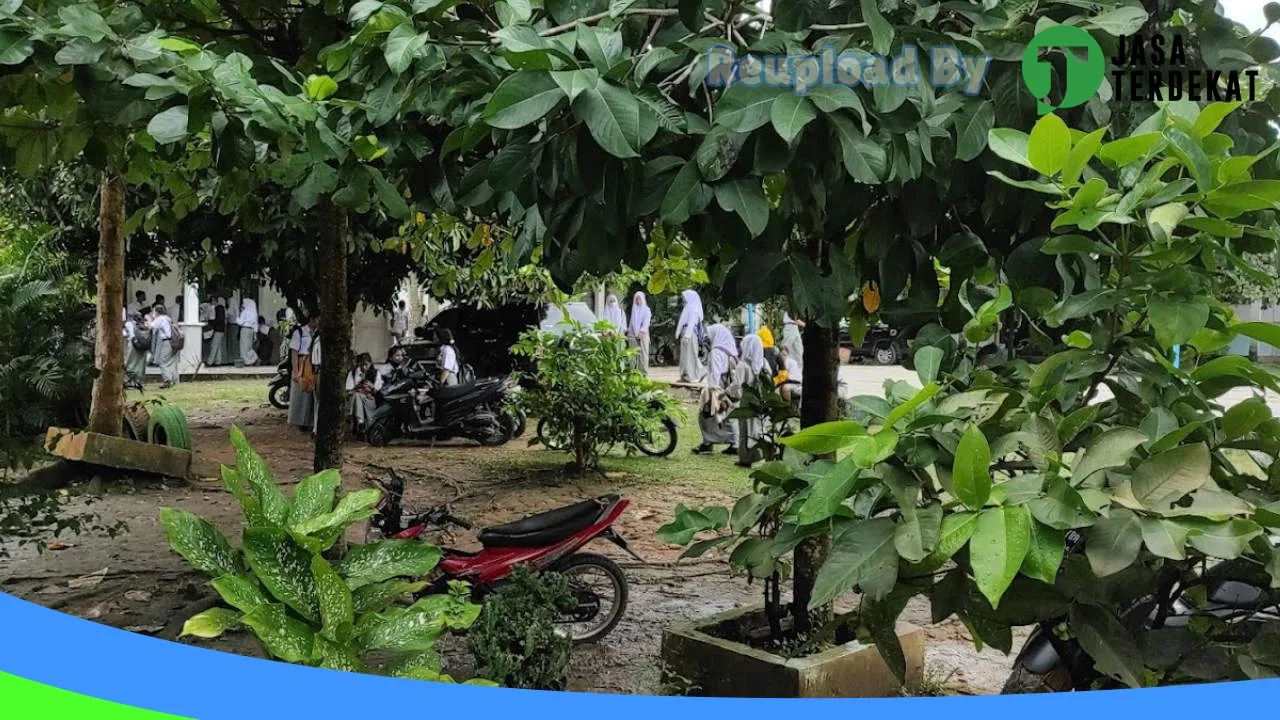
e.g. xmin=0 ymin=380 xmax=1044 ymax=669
xmin=368 ymin=471 xmax=640 ymax=643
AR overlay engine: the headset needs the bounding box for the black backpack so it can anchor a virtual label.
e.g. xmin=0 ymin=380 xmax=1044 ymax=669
xmin=131 ymin=327 xmax=152 ymax=352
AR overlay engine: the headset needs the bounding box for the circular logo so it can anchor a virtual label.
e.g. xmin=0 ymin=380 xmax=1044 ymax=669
xmin=1022 ymin=25 xmax=1106 ymax=115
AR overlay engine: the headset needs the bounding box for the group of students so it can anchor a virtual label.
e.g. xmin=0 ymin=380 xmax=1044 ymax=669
xmin=122 ymin=295 xmax=180 ymax=388
xmin=197 ymin=295 xmax=283 ymax=368
xmin=596 ymin=291 xmax=654 ymax=373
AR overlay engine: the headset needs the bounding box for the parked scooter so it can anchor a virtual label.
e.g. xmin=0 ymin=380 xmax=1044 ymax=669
xmin=267 ymin=358 xmax=290 ymax=409
xmin=364 ymin=359 xmax=513 ymax=447
xmin=368 ymin=470 xmax=639 ymax=643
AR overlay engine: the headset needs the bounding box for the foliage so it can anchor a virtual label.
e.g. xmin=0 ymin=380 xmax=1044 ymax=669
xmin=161 ymin=427 xmax=490 ymax=684
xmin=512 ymin=322 xmax=679 ymax=471
xmin=661 ymin=106 xmax=1280 ymax=687
xmin=468 ymin=565 xmax=574 ymax=690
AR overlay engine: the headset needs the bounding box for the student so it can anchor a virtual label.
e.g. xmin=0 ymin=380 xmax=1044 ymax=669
xmin=731 ymin=334 xmax=767 ymax=466
xmin=436 ymin=329 xmax=460 ymax=385
xmin=759 ymin=325 xmax=782 ymax=376
xmin=628 ymin=291 xmax=652 ymax=374
xmin=693 ymin=324 xmax=739 ymax=455
xmin=602 ymin=294 xmax=626 ymax=332
xmin=256 ymin=315 xmax=273 ymax=365
xmin=127 ymin=290 xmax=146 ymax=317
xmin=675 ymin=289 xmax=706 ymax=383
xmin=287 ymin=316 xmax=317 ymax=432
xmin=781 ymin=313 xmax=805 ymax=368
xmin=346 ymin=353 xmax=383 ymax=436
xmin=206 ymin=301 xmax=227 ymax=366
xmin=236 ymin=298 xmax=259 ymax=366
xmin=150 ymin=306 xmax=179 ymax=388
xmin=153 ymin=294 xmax=165 ymax=312
xmin=310 ymin=331 xmax=322 ymax=434
xmin=125 ymin=311 xmax=150 ymax=386
xmin=389 ymin=300 xmax=410 ymax=346
xmin=776 ymin=345 xmax=803 ymax=407
xmin=382 ymin=345 xmax=408 ymax=383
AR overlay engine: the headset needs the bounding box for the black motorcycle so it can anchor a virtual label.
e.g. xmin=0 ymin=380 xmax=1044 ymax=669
xmin=365 ymin=361 xmax=513 ymax=447
xmin=268 ymin=358 xmax=290 ymax=409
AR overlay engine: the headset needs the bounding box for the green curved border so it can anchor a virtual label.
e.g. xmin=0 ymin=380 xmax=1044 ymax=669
xmin=0 ymin=671 xmax=191 ymax=719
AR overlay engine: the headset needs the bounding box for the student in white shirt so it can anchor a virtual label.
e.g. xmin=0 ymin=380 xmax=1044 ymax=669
xmin=778 ymin=344 xmax=803 ymax=406
xmin=389 ymin=300 xmax=410 ymax=346
xmin=236 ymin=298 xmax=259 ymax=366
xmin=436 ymin=329 xmax=460 ymax=386
xmin=150 ymin=306 xmax=179 ymax=388
xmin=629 ymin=292 xmax=652 ymax=374
xmin=346 ymin=353 xmax=383 ymax=435
xmin=287 ymin=316 xmax=316 ymax=430
xmin=124 ymin=311 xmax=148 ymax=386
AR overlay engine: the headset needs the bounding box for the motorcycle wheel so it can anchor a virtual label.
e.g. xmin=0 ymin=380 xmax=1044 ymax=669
xmin=500 ymin=408 xmax=527 ymax=439
xmin=536 ymin=418 xmax=566 ymax=451
xmin=366 ymin=417 xmax=394 ymax=447
xmin=268 ymin=382 xmax=290 ymax=410
xmin=551 ymin=553 xmax=628 ymax=644
xmin=635 ymin=419 xmax=678 ymax=457
xmin=1001 ymin=664 xmax=1073 ymax=694
xmin=476 ymin=417 xmax=510 ymax=447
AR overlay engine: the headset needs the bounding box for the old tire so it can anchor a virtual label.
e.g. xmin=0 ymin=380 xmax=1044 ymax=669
xmin=148 ymin=404 xmax=191 ymax=451
xmin=268 ymin=382 xmax=290 ymax=410
xmin=122 ymin=404 xmax=150 ymax=442
xmin=1001 ymin=664 xmax=1073 ymax=694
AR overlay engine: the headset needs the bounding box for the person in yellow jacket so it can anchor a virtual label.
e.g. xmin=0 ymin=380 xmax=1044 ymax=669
xmin=759 ymin=326 xmax=782 ymax=377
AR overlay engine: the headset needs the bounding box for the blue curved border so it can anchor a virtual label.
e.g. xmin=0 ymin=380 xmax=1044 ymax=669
xmin=2 ymin=591 xmax=1278 ymax=717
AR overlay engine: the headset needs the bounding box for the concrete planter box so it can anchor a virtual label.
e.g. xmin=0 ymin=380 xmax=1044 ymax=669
xmin=660 ymin=605 xmax=924 ymax=698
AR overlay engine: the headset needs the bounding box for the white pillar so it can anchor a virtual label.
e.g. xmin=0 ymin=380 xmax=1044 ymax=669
xmin=179 ymin=282 xmax=203 ymax=374
xmin=594 ymin=284 xmax=606 ymax=317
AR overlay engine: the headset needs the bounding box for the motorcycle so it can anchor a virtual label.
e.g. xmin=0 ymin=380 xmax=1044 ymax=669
xmin=365 ymin=360 xmax=514 ymax=447
xmin=534 ymin=398 xmax=678 ymax=458
xmin=1004 ymin=525 xmax=1280 ymax=693
xmin=268 ymin=358 xmax=290 ymax=410
xmin=368 ymin=470 xmax=639 ymax=643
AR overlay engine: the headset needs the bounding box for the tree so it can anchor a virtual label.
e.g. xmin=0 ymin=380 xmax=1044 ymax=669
xmin=426 ymin=0 xmax=1278 ymax=631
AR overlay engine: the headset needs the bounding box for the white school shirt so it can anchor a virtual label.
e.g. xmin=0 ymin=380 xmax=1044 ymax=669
xmin=311 ymin=337 xmax=322 ymax=366
xmin=438 ymin=345 xmax=459 ymax=374
xmin=289 ymin=327 xmax=313 ymax=355
xmin=346 ymin=368 xmax=384 ymax=392
xmin=390 ymin=309 xmax=409 ymax=334
xmin=152 ymin=315 xmax=173 ymax=341
xmin=124 ymin=319 xmax=136 ymax=339
xmin=784 ymin=356 xmax=802 ymax=383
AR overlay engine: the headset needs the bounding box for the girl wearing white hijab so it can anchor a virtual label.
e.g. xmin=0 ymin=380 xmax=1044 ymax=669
xmin=781 ymin=312 xmax=804 ymax=368
xmin=730 ymin=334 xmax=767 ymax=466
xmin=676 ymin=289 xmax=706 ymax=383
xmin=237 ymin=298 xmax=259 ymax=366
xmin=694 ymin=324 xmax=739 ymax=454
xmin=602 ymin=294 xmax=626 ymax=332
xmin=628 ymin=291 xmax=652 ymax=373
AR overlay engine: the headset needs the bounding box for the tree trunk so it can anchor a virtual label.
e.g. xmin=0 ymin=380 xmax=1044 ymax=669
xmin=792 ymin=318 xmax=841 ymax=632
xmin=87 ymin=173 xmax=126 ymax=436
xmin=313 ymin=201 xmax=350 ymax=472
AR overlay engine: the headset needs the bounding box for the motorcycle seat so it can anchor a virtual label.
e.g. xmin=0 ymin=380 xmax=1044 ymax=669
xmin=434 ymin=383 xmax=481 ymax=402
xmin=477 ymin=495 xmax=617 ymax=548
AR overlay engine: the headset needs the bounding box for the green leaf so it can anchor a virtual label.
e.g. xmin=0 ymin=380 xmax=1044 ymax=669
xmin=1234 ymin=322 xmax=1280 ymax=349
xmin=659 ymin=161 xmax=708 ymax=225
xmin=0 ymin=32 xmax=33 ymax=65
xmin=305 ymin=75 xmax=339 ymax=101
xmin=1072 ymin=428 xmax=1146 ymax=487
xmin=1165 ymin=127 xmax=1215 ymax=194
xmin=954 ymin=101 xmax=995 ymax=162
xmin=210 ymin=574 xmax=271 ymax=613
xmin=1029 ymin=477 xmax=1096 ymax=529
xmin=1085 ymin=509 xmax=1143 ymax=577
xmin=807 ymin=85 xmax=869 ymax=129
xmin=242 ymin=528 xmax=320 ymax=622
xmin=1086 ymin=6 xmax=1148 ymax=35
xmin=1098 ymin=133 xmax=1164 ymax=167
xmin=953 ymin=424 xmax=992 ymax=509
xmin=795 ymin=458 xmax=860 ymax=525
xmin=384 ymin=25 xmax=428 ymax=74
xmin=895 ymin=502 xmax=943 ymax=563
xmin=1149 ymin=298 xmax=1208 ymax=349
xmin=970 ymin=506 xmax=1031 ymax=608
xmin=1179 ymin=518 xmax=1263 ymax=558
xmin=1069 ymin=605 xmax=1145 ymax=688
xmin=549 ymin=68 xmax=599 ymax=101
xmin=147 ymin=106 xmax=189 ymax=145
xmin=809 ymin=518 xmax=898 ymax=607
xmin=292 ymin=488 xmax=381 ymax=539
xmin=1192 ymin=102 xmax=1242 ymax=139
xmin=1022 ymin=521 xmax=1065 ymax=584
xmin=352 ymin=579 xmax=428 ymax=614
xmin=180 ymin=607 xmax=241 ymax=639
xmin=1061 ymin=128 xmax=1107 ymax=187
xmin=311 ymin=555 xmax=354 ymax=641
xmin=1206 ymin=181 xmax=1280 ymax=217
xmin=357 ymin=606 xmax=446 ymax=653
xmin=848 ymin=430 xmax=900 ymax=468
xmin=483 ymin=71 xmax=564 ymax=130
xmin=988 ymin=128 xmax=1032 ymax=169
xmin=1224 ymin=398 xmax=1271 ymax=439
xmin=288 ymin=470 xmax=342 ymax=528
xmin=1129 ymin=444 xmax=1211 ymax=510
xmin=714 ymin=177 xmax=768 ymax=237
xmin=882 ymin=383 xmax=941 ymax=429
xmin=781 ymin=420 xmax=866 ymax=455
xmin=860 ymin=0 xmax=894 ymax=55
xmin=910 ymin=512 xmax=978 ymax=574
xmin=914 ymin=347 xmax=943 ymax=385
xmin=572 ymin=83 xmax=640 ymax=159
xmin=58 ymin=4 xmax=114 ymax=42
xmin=770 ymin=94 xmax=816 ymax=143
xmin=230 ymin=427 xmax=290 ymax=526
xmin=1027 ymin=114 xmax=1071 ymax=177
xmin=338 ymin=540 xmax=443 ymax=590
xmin=678 ymin=0 xmax=703 ymax=32
xmin=715 ymin=84 xmax=779 ymax=133
xmin=831 ymin=114 xmax=886 ymax=184
xmin=54 ymin=37 xmax=107 ymax=65
xmin=160 ymin=507 xmax=241 ymax=577
xmin=1140 ymin=517 xmax=1189 ymax=560
xmin=240 ymin=603 xmax=316 ymax=663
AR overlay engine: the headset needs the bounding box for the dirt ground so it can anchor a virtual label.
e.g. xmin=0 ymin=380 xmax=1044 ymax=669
xmin=0 ymin=381 xmax=1022 ymax=695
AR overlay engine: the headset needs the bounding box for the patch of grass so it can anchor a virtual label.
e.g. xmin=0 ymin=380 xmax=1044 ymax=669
xmin=127 ymin=380 xmax=268 ymax=411
xmin=904 ymin=667 xmax=959 ymax=697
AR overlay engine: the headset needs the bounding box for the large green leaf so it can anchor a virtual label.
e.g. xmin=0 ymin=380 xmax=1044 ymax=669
xmin=970 ymin=506 xmax=1031 ymax=608
xmin=715 ymin=84 xmax=779 ymax=133
xmin=288 ymin=470 xmax=342 ymax=528
xmin=909 ymin=511 xmax=978 ymax=574
xmin=231 ymin=427 xmax=289 ymax=526
xmin=211 ymin=574 xmax=271 ymax=613
xmin=0 ymin=32 xmax=34 ymax=65
xmin=242 ymin=528 xmax=320 ymax=622
xmin=1022 ymin=521 xmax=1065 ymax=584
xmin=550 ymin=68 xmax=599 ymax=101
xmin=1072 ymin=428 xmax=1146 ymax=487
xmin=809 ymin=518 xmax=898 ymax=607
xmin=292 ymin=489 xmax=382 ymax=540
xmin=1027 ymin=113 xmax=1071 ymax=177
xmin=1098 ymin=133 xmax=1164 ymax=167
xmin=1179 ymin=518 xmax=1263 ymax=558
xmin=895 ymin=502 xmax=943 ymax=563
xmin=1139 ymin=517 xmax=1189 ymax=560
xmin=781 ymin=420 xmax=866 ymax=455
xmin=831 ymin=114 xmax=886 ymax=184
xmin=860 ymin=0 xmax=894 ymax=54
xmin=180 ymin=607 xmax=242 ymax=639
xmin=770 ymin=94 xmax=815 ymax=143
xmin=1069 ymin=605 xmax=1145 ymax=688
xmin=1085 ymin=509 xmax=1142 ymax=577
xmin=384 ymin=25 xmax=427 ymax=74
xmin=147 ymin=106 xmax=189 ymax=145
xmin=1149 ymin=297 xmax=1209 ymax=349
xmin=713 ymin=177 xmax=768 ymax=237
xmin=160 ymin=507 xmax=241 ymax=578
xmin=1223 ymin=397 xmax=1272 ymax=440
xmin=1028 ymin=477 xmax=1096 ymax=530
xmin=357 ymin=606 xmax=447 ymax=652
xmin=338 ymin=540 xmax=443 ymax=590
xmin=1165 ymin=127 xmax=1215 ymax=194
xmin=795 ymin=458 xmax=860 ymax=525
xmin=659 ymin=160 xmax=709 ymax=224
xmin=987 ymin=128 xmax=1032 ymax=169
xmin=311 ymin=555 xmax=354 ymax=642
xmin=240 ymin=603 xmax=316 ymax=663
xmin=572 ymin=83 xmax=640 ymax=159
xmin=953 ymin=424 xmax=992 ymax=509
xmin=352 ymin=578 xmax=429 ymax=614
xmin=1129 ymin=444 xmax=1211 ymax=510
xmin=914 ymin=347 xmax=944 ymax=385
xmin=483 ymin=71 xmax=564 ymax=129
xmin=955 ymin=101 xmax=995 ymax=162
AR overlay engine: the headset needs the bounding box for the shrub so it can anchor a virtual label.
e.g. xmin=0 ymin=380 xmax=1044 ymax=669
xmin=512 ymin=321 xmax=679 ymax=471
xmin=468 ymin=566 xmax=574 ymax=690
xmin=162 ymin=427 xmax=492 ymax=685
xmin=660 ymin=105 xmax=1280 ymax=688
